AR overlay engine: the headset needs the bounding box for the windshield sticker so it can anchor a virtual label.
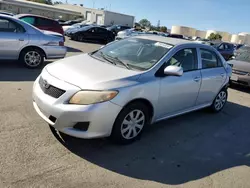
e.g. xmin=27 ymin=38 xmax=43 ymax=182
xmin=154 ymin=42 xmax=172 ymax=49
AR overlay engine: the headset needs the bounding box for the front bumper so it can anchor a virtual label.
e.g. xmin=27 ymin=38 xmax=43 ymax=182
xmin=32 ymin=71 xmax=122 ymax=139
xmin=43 ymin=46 xmax=67 ymax=59
xmin=230 ymin=72 xmax=250 ymax=87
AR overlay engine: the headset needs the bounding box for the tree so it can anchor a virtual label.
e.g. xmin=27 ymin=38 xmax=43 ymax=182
xmin=27 ymin=0 xmax=53 ymax=5
xmin=54 ymin=1 xmax=63 ymax=4
xmin=160 ymin=26 xmax=167 ymax=33
xmin=139 ymin=19 xmax=151 ymax=28
xmin=208 ymin=33 xmax=222 ymax=41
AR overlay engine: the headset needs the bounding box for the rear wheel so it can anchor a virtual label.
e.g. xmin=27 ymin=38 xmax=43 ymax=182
xmin=210 ymin=89 xmax=228 ymax=112
xmin=111 ymin=102 xmax=149 ymax=144
xmin=20 ymin=48 xmax=44 ymax=69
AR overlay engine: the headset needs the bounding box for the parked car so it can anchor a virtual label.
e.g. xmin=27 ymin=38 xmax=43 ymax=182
xmin=32 ymin=35 xmax=231 ymax=144
xmin=0 ymin=14 xmax=66 ymax=68
xmin=212 ymin=42 xmax=235 ymax=60
xmin=106 ymin=25 xmax=131 ymax=35
xmin=70 ymin=26 xmax=115 ymax=43
xmin=64 ymin=23 xmax=91 ymax=36
xmin=234 ymin=44 xmax=244 ymax=50
xmin=15 ymin=14 xmax=64 ymax=36
xmin=228 ymin=46 xmax=250 ymax=87
xmin=167 ymin=34 xmax=184 ymax=39
xmin=0 ymin=11 xmax=15 ymax=16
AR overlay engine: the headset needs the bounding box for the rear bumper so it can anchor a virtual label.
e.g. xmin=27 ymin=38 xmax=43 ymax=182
xmin=43 ymin=46 xmax=67 ymax=59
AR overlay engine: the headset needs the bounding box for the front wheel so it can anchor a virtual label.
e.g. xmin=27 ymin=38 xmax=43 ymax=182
xmin=210 ymin=89 xmax=228 ymax=112
xmin=111 ymin=102 xmax=149 ymax=144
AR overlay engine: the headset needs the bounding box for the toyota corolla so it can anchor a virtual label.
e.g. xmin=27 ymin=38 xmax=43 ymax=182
xmin=32 ymin=35 xmax=231 ymax=144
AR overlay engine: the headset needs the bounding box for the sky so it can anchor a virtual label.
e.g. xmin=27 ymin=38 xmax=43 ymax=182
xmin=59 ymin=0 xmax=250 ymax=34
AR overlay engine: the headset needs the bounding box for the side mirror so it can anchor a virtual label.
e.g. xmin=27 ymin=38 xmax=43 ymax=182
xmin=164 ymin=65 xmax=183 ymax=76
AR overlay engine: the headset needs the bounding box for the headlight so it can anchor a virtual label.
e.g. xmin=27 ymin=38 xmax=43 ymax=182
xmin=69 ymin=90 xmax=118 ymax=105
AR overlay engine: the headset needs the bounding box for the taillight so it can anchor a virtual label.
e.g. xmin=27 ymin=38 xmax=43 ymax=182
xmin=59 ymin=41 xmax=64 ymax=46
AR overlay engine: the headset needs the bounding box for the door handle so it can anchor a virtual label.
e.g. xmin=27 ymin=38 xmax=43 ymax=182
xmin=19 ymin=38 xmax=24 ymax=41
xmin=193 ymin=76 xmax=201 ymax=82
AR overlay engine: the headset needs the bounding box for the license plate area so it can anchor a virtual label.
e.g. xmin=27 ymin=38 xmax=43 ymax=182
xmin=231 ymin=74 xmax=238 ymax=81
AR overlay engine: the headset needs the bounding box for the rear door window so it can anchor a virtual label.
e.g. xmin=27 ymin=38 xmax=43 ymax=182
xmin=200 ymin=49 xmax=222 ymax=69
xmin=36 ymin=17 xmax=55 ymax=26
xmin=20 ymin=16 xmax=35 ymax=25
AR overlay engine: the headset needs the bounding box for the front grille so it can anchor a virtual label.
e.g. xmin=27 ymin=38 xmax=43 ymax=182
xmin=232 ymin=69 xmax=248 ymax=76
xmin=39 ymin=77 xmax=66 ymax=98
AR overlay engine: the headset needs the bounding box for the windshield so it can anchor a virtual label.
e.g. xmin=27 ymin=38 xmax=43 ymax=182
xmin=92 ymin=38 xmax=173 ymax=70
xmin=107 ymin=25 xmax=117 ymax=30
xmin=78 ymin=26 xmax=93 ymax=31
xmin=234 ymin=47 xmax=250 ymax=63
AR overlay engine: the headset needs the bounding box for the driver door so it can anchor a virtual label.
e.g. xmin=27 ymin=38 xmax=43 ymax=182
xmin=157 ymin=48 xmax=202 ymax=119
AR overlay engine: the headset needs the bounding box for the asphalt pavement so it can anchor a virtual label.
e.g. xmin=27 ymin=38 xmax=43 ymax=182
xmin=0 ymin=38 xmax=250 ymax=188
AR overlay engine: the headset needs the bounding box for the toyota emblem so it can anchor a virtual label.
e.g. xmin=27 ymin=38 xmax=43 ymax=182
xmin=42 ymin=79 xmax=50 ymax=89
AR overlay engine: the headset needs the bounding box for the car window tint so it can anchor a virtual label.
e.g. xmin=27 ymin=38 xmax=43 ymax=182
xmin=166 ymin=48 xmax=197 ymax=72
xmin=218 ymin=44 xmax=224 ymax=50
xmin=0 ymin=18 xmax=24 ymax=33
xmin=201 ymin=49 xmax=221 ymax=68
xmin=20 ymin=17 xmax=35 ymax=25
xmin=95 ymin=27 xmax=106 ymax=33
xmin=36 ymin=17 xmax=55 ymax=26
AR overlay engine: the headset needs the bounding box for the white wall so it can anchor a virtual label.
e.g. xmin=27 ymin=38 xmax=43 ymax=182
xmin=103 ymin=11 xmax=134 ymax=27
xmin=239 ymin=33 xmax=250 ymax=45
xmin=231 ymin=34 xmax=246 ymax=44
xmin=171 ymin=26 xmax=196 ymax=36
xmin=195 ymin=30 xmax=206 ymax=38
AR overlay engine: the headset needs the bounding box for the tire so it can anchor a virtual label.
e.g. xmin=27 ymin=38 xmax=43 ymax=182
xmin=111 ymin=102 xmax=150 ymax=144
xmin=210 ymin=89 xmax=228 ymax=113
xmin=20 ymin=48 xmax=44 ymax=69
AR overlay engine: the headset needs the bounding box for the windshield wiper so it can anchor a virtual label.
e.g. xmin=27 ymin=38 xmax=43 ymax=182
xmin=99 ymin=52 xmax=116 ymax=65
xmin=99 ymin=52 xmax=131 ymax=69
xmin=111 ymin=56 xmax=131 ymax=69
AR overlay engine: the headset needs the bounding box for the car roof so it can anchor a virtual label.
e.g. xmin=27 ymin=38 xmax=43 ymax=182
xmin=15 ymin=14 xmax=55 ymax=21
xmin=134 ymin=35 xmax=194 ymax=46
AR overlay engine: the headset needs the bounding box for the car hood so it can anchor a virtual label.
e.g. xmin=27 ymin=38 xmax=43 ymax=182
xmin=45 ymin=54 xmax=141 ymax=90
xmin=228 ymin=59 xmax=250 ymax=72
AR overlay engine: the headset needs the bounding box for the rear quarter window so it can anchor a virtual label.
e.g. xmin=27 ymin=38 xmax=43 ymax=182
xmin=36 ymin=17 xmax=58 ymax=26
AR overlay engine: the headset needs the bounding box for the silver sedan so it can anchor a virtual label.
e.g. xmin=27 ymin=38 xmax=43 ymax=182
xmin=32 ymin=36 xmax=231 ymax=144
xmin=0 ymin=14 xmax=66 ymax=68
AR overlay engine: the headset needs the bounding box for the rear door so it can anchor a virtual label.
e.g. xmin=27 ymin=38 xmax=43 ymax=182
xmin=196 ymin=48 xmax=227 ymax=105
xmin=0 ymin=17 xmax=28 ymax=60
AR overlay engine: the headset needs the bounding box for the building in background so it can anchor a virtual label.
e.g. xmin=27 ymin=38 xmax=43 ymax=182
xmin=0 ymin=0 xmax=134 ymax=27
xmin=195 ymin=30 xmax=206 ymax=38
xmin=54 ymin=4 xmax=134 ymax=27
xmin=0 ymin=0 xmax=81 ymax=20
xmin=171 ymin=26 xmax=196 ymax=37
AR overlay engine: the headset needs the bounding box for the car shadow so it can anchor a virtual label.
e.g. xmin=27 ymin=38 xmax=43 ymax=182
xmin=230 ymin=83 xmax=250 ymax=94
xmin=66 ymin=46 xmax=83 ymax=53
xmin=69 ymin=38 xmax=108 ymax=45
xmin=50 ymin=101 xmax=250 ymax=185
xmin=0 ymin=60 xmax=53 ymax=81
